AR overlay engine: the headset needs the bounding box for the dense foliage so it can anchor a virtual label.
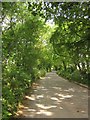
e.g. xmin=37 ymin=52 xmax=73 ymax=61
xmin=2 ymin=2 xmax=54 ymax=119
xmin=2 ymin=2 xmax=90 ymax=119
xmin=49 ymin=2 xmax=90 ymax=85
xmin=47 ymin=2 xmax=90 ymax=85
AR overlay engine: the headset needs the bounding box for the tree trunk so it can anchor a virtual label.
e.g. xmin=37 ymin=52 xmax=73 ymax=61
xmin=62 ymin=61 xmax=66 ymax=71
xmin=77 ymin=63 xmax=82 ymax=71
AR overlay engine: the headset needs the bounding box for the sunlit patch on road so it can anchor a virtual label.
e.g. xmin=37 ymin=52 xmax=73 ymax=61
xmin=64 ymin=88 xmax=75 ymax=92
xmin=23 ymin=109 xmax=36 ymax=112
xmin=36 ymin=95 xmax=44 ymax=99
xmin=36 ymin=104 xmax=57 ymax=109
xmin=25 ymin=95 xmax=35 ymax=101
xmin=60 ymin=107 xmax=63 ymax=109
xmin=50 ymin=97 xmax=61 ymax=103
xmin=55 ymin=93 xmax=73 ymax=99
xmin=36 ymin=110 xmax=53 ymax=116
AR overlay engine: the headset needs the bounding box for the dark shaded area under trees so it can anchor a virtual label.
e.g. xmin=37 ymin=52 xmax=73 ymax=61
xmin=2 ymin=2 xmax=90 ymax=119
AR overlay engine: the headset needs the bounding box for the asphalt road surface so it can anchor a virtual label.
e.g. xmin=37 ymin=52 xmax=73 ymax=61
xmin=16 ymin=71 xmax=88 ymax=118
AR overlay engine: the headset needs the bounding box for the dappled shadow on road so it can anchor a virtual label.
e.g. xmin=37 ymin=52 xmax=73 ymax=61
xmin=16 ymin=87 xmax=74 ymax=118
xmin=16 ymin=72 xmax=88 ymax=118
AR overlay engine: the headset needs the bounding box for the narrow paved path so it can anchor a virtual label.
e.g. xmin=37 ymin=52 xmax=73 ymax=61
xmin=17 ymin=71 xmax=88 ymax=118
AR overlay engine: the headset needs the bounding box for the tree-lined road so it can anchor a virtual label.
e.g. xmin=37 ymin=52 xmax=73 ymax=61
xmin=17 ymin=71 xmax=88 ymax=118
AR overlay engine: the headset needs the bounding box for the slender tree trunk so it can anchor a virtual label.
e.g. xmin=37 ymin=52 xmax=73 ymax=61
xmin=77 ymin=63 xmax=82 ymax=71
xmin=82 ymin=62 xmax=85 ymax=71
xmin=86 ymin=60 xmax=89 ymax=72
xmin=62 ymin=60 xmax=66 ymax=71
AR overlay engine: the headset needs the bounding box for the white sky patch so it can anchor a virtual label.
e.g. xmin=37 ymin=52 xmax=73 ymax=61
xmin=2 ymin=17 xmax=10 ymax=31
xmin=46 ymin=19 xmax=55 ymax=27
xmin=42 ymin=40 xmax=47 ymax=46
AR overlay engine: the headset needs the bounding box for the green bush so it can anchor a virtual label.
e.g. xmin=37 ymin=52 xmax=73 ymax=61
xmin=57 ymin=69 xmax=88 ymax=85
xmin=39 ymin=69 xmax=46 ymax=77
xmin=71 ymin=70 xmax=81 ymax=82
xmin=2 ymin=62 xmax=47 ymax=119
xmin=2 ymin=65 xmax=32 ymax=118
